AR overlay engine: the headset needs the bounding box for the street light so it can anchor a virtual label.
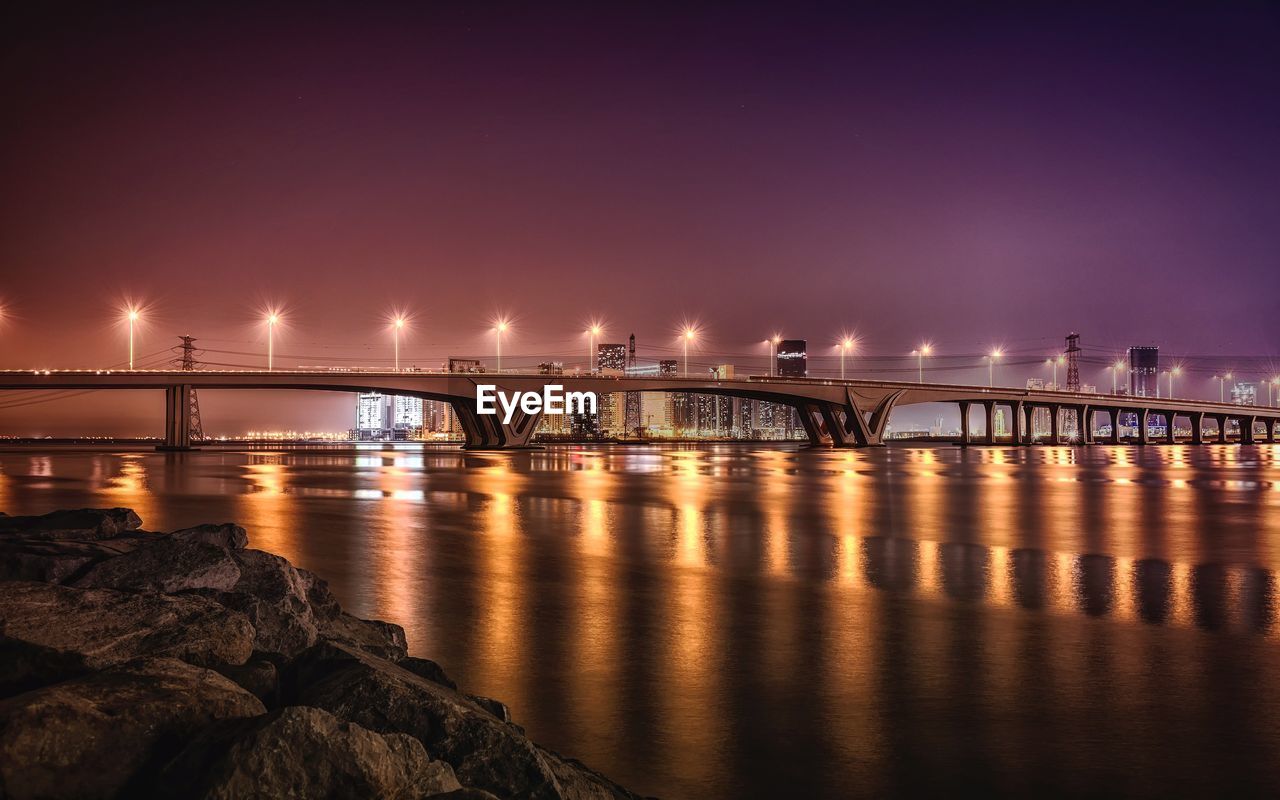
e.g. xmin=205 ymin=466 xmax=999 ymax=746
xmin=839 ymin=336 xmax=856 ymax=380
xmin=493 ymin=318 xmax=510 ymax=373
xmin=1213 ymin=372 xmax=1232 ymax=403
xmin=1271 ymin=377 xmax=1279 ymax=407
xmin=586 ymin=322 xmax=603 ymax=373
xmin=987 ymin=348 xmax=1003 ymax=387
xmin=125 ymin=307 xmax=140 ymax=370
xmin=392 ymin=315 xmax=407 ymax=372
xmin=1112 ymin=359 xmax=1125 ymax=394
xmin=912 ymin=343 xmax=932 ymax=383
xmin=265 ymin=312 xmax=280 ymax=371
xmin=683 ymin=326 xmax=698 ymax=377
xmin=1167 ymin=365 xmax=1181 ymax=399
xmin=768 ymin=334 xmax=781 ymax=377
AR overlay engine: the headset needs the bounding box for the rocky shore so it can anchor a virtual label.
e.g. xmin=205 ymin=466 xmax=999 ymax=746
xmin=0 ymin=507 xmax=644 ymax=799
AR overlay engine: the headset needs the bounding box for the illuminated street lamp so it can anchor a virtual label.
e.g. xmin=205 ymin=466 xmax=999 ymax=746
xmin=1045 ymin=354 xmax=1065 ymax=389
xmin=493 ymin=318 xmax=510 ymax=373
xmin=683 ymin=327 xmax=698 ymax=377
xmin=767 ymin=334 xmax=781 ymax=377
xmin=839 ymin=336 xmax=855 ymax=380
xmin=1166 ymin=365 xmax=1181 ymax=399
xmin=125 ymin=307 xmax=141 ymax=370
xmin=1213 ymin=372 xmax=1232 ymax=403
xmin=265 ymin=311 xmax=280 ymax=371
xmin=1271 ymin=377 xmax=1279 ymax=407
xmin=586 ymin=322 xmax=603 ymax=373
xmin=392 ymin=315 xmax=407 ymax=372
xmin=987 ymin=348 xmax=1003 ymax=388
xmin=912 ymin=343 xmax=933 ymax=384
xmin=1112 ymin=359 xmax=1125 ymax=394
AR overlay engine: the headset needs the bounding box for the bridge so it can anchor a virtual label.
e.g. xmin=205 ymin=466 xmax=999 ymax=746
xmin=2 ymin=369 xmax=1278 ymax=450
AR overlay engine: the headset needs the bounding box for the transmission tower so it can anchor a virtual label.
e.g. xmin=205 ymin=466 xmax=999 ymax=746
xmin=173 ymin=336 xmax=205 ymax=441
xmin=1065 ymin=332 xmax=1081 ymax=392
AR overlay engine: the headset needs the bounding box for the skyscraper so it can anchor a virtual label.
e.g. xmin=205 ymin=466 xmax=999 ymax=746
xmin=1128 ymin=347 xmax=1159 ymax=397
xmin=777 ymin=339 xmax=807 ymax=378
xmin=355 ymin=392 xmax=390 ymax=440
xmin=597 ymin=343 xmax=626 ymax=372
xmin=1232 ymin=382 xmax=1257 ymax=406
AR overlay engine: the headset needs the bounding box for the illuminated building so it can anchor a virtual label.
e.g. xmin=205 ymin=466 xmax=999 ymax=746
xmin=1232 ymin=382 xmax=1257 ymax=406
xmin=1128 ymin=346 xmax=1159 ymax=397
xmin=777 ymin=339 xmax=807 ymax=378
xmin=597 ymin=343 xmax=626 ymax=373
xmin=392 ymin=395 xmax=423 ymax=439
xmin=355 ymin=392 xmax=390 ymax=440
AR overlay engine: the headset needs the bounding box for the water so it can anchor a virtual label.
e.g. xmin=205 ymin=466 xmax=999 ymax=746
xmin=3 ymin=443 xmax=1279 ymax=798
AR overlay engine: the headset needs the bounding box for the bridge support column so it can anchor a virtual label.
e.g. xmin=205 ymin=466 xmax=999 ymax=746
xmin=1217 ymin=415 xmax=1229 ymax=444
xmin=1165 ymin=413 xmax=1177 ymax=444
xmin=160 ymin=385 xmax=196 ymax=450
xmin=958 ymin=401 xmax=971 ymax=445
xmin=1049 ymin=404 xmax=1061 ymax=444
xmin=1080 ymin=406 xmax=1094 ymax=444
xmin=1012 ymin=402 xmax=1025 ymax=444
xmin=984 ymin=402 xmax=996 ymax=445
xmin=1190 ymin=412 xmax=1204 ymax=444
xmin=452 ymin=402 xmax=544 ymax=450
xmin=1267 ymin=418 xmax=1276 ymax=444
xmin=1138 ymin=409 xmax=1151 ymax=445
xmin=1110 ymin=409 xmax=1122 ymax=444
xmin=1241 ymin=416 xmax=1257 ymax=445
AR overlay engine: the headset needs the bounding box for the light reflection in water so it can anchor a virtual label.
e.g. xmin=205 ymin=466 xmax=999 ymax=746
xmin=0 ymin=443 xmax=1277 ymax=798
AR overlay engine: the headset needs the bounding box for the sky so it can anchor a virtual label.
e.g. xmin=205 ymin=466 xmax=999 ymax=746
xmin=2 ymin=1 xmax=1278 ymax=434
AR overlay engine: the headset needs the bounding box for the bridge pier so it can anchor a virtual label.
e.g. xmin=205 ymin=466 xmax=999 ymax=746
xmin=1190 ymin=412 xmax=1204 ymax=444
xmin=1242 ymin=416 xmax=1257 ymax=445
xmin=159 ymin=385 xmax=197 ymax=450
xmin=1267 ymin=418 xmax=1277 ymax=444
xmin=1137 ymin=409 xmax=1151 ymax=445
xmin=958 ymin=401 xmax=971 ymax=444
xmin=1079 ymin=405 xmax=1094 ymax=444
xmin=1165 ymin=412 xmax=1177 ymax=444
xmin=1109 ymin=408 xmax=1122 ymax=444
xmin=452 ymin=402 xmax=544 ymax=450
xmin=1216 ymin=415 xmax=1229 ymax=444
xmin=1049 ymin=404 xmax=1061 ymax=444
xmin=983 ymin=402 xmax=996 ymax=445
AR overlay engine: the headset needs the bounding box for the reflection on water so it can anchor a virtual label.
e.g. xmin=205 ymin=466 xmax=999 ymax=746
xmin=2 ymin=443 xmax=1279 ymax=798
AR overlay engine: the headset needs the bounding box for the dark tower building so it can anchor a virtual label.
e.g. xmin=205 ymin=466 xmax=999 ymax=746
xmin=1128 ymin=346 xmax=1159 ymax=398
xmin=624 ymin=334 xmax=641 ymax=434
xmin=597 ymin=343 xmax=626 ymax=372
xmin=1065 ymin=333 xmax=1081 ymax=392
xmin=777 ymin=339 xmax=807 ymax=378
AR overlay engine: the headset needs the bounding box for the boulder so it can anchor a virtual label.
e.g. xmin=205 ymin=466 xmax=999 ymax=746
xmin=289 ymin=642 xmax=637 ymax=799
xmin=72 ymin=537 xmax=242 ymax=594
xmin=156 ymin=705 xmax=461 ymax=799
xmin=0 ymin=582 xmax=254 ymax=695
xmin=213 ymin=658 xmax=280 ymax=706
xmin=0 ymin=507 xmax=142 ymax=541
xmin=168 ymin=522 xmax=249 ymax=550
xmin=320 ymin=611 xmax=409 ymax=661
xmin=428 ymin=790 xmax=502 ymax=799
xmin=0 ymin=657 xmax=265 ymax=800
xmin=400 ymin=656 xmax=458 ymax=690
xmin=0 ymin=536 xmax=146 ymax=584
xmin=197 ymin=549 xmax=324 ymax=660
xmin=467 ymin=695 xmax=514 ymax=725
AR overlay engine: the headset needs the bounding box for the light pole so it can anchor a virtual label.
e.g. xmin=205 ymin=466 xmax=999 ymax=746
xmin=683 ymin=327 xmax=697 ymax=377
xmin=913 ymin=343 xmax=932 ymax=383
xmin=987 ymin=348 xmax=1002 ymax=387
xmin=1272 ymin=377 xmax=1279 ymax=407
xmin=839 ymin=337 xmax=855 ymax=380
xmin=587 ymin=323 xmax=602 ymax=373
xmin=494 ymin=320 xmax=509 ymax=373
xmin=769 ymin=334 xmax=781 ymax=377
xmin=126 ymin=308 xmax=140 ymax=370
xmin=1112 ymin=359 xmax=1125 ymax=394
xmin=266 ymin=312 xmax=279 ymax=371
xmin=1167 ymin=366 xmax=1181 ymax=399
xmin=1213 ymin=372 xmax=1232 ymax=403
xmin=393 ymin=316 xmax=406 ymax=371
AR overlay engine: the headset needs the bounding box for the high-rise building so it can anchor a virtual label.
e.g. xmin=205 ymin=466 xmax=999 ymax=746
xmin=1128 ymin=347 xmax=1159 ymax=398
xmin=659 ymin=360 xmax=678 ymax=376
xmin=1232 ymin=382 xmax=1257 ymax=406
xmin=597 ymin=343 xmax=626 ymax=372
xmin=392 ymin=395 xmax=423 ymax=437
xmin=355 ymin=392 xmax=390 ymax=440
xmin=777 ymin=339 xmax=807 ymax=378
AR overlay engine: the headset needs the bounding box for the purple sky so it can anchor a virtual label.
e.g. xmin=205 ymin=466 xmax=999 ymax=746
xmin=2 ymin=2 xmax=1278 ymax=434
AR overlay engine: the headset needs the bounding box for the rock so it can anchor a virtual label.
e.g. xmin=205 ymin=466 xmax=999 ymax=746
xmin=0 ymin=582 xmax=254 ymax=695
xmin=321 ymin=611 xmax=409 ymax=661
xmin=427 ymin=790 xmax=502 ymax=799
xmin=400 ymin=657 xmax=458 ymax=690
xmin=197 ymin=549 xmax=324 ymax=660
xmin=156 ymin=706 xmax=461 ymax=799
xmin=0 ymin=657 xmax=265 ymax=800
xmin=0 ymin=507 xmax=142 ymax=541
xmin=213 ymin=658 xmax=280 ymax=706
xmin=289 ymin=642 xmax=637 ymax=799
xmin=169 ymin=522 xmax=249 ymax=550
xmin=467 ymin=695 xmax=514 ymax=725
xmin=72 ymin=537 xmax=242 ymax=594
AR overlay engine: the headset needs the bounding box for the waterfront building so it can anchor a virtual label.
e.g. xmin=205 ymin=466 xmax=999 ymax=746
xmin=777 ymin=339 xmax=807 ymax=378
xmin=1232 ymin=382 xmax=1257 ymax=406
xmin=1128 ymin=346 xmax=1159 ymax=397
